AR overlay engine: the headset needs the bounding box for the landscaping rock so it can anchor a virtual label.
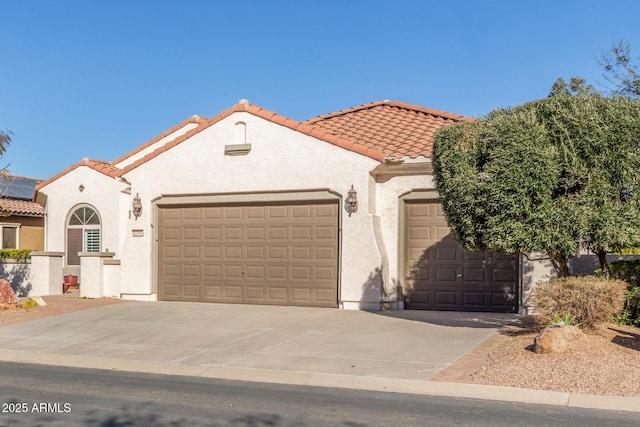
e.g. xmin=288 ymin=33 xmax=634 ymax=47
xmin=533 ymin=325 xmax=589 ymax=354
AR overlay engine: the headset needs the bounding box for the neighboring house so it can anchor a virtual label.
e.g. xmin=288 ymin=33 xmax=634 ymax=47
xmin=0 ymin=175 xmax=44 ymax=251
xmin=33 ymin=100 xmax=524 ymax=312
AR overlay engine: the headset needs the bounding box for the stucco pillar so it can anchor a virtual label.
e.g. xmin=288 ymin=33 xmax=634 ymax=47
xmin=79 ymin=252 xmax=115 ymax=298
xmin=103 ymin=259 xmax=121 ymax=298
xmin=29 ymin=252 xmax=64 ymax=296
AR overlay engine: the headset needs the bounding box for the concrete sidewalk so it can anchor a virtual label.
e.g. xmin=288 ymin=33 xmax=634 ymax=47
xmin=0 ymin=301 xmax=638 ymax=413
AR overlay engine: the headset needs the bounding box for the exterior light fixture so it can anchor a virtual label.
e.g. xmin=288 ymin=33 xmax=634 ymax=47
xmin=132 ymin=193 xmax=142 ymax=219
xmin=345 ymin=185 xmax=358 ymax=216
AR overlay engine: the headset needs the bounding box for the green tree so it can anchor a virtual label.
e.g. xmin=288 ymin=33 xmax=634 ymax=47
xmin=549 ymin=77 xmax=599 ymax=97
xmin=433 ymin=95 xmax=640 ymax=277
xmin=0 ymin=130 xmax=10 ymax=153
xmin=600 ymin=39 xmax=640 ymax=99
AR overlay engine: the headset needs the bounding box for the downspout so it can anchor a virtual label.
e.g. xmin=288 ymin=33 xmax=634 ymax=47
xmin=368 ymin=171 xmax=391 ymax=311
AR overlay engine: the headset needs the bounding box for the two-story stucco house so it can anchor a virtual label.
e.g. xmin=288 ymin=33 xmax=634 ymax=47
xmin=32 ymin=100 xmax=523 ymax=312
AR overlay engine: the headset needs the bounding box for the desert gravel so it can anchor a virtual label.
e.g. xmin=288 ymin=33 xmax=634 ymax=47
xmin=468 ymin=324 xmax=640 ymax=397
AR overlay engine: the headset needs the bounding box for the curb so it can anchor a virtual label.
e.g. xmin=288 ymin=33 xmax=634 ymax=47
xmin=0 ymin=350 xmax=638 ymax=413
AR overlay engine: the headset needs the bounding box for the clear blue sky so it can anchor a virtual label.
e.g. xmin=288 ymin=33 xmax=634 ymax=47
xmin=2 ymin=0 xmax=639 ymax=180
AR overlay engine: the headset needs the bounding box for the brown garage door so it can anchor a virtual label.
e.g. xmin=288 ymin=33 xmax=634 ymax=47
xmin=158 ymin=201 xmax=339 ymax=307
xmin=403 ymin=200 xmax=517 ymax=312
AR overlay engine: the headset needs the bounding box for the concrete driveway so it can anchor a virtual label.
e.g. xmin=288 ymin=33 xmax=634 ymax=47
xmin=3 ymin=302 xmax=639 ymax=413
xmin=0 ymin=301 xmax=516 ymax=384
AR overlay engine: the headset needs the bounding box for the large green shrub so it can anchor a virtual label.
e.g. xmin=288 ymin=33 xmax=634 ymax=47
xmin=433 ymin=95 xmax=640 ymax=277
xmin=530 ymin=276 xmax=627 ymax=329
xmin=608 ymin=260 xmax=640 ymax=326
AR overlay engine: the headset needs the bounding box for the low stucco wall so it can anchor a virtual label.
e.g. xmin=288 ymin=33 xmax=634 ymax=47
xmin=0 ymin=259 xmax=33 ymax=297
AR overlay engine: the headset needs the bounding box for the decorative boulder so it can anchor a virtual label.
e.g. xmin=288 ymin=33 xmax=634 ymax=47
xmin=533 ymin=325 xmax=589 ymax=354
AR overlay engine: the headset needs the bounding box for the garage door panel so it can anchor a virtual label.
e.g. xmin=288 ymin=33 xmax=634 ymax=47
xmin=204 ymin=227 xmax=222 ymax=240
xmin=163 ymin=228 xmax=181 ymax=241
xmin=203 ymin=284 xmax=221 ymax=297
xmin=435 ymin=291 xmax=458 ymax=306
xmin=224 ymin=246 xmax=242 ymax=259
xmin=184 ymin=246 xmax=201 ymax=258
xmin=316 ymin=246 xmax=335 ymax=259
xmin=225 ymin=207 xmax=243 ymax=220
xmin=247 ymin=206 xmax=265 ymax=219
xmin=224 ymin=285 xmax=243 ymax=299
xmin=316 ymin=204 xmax=337 ymax=218
xmin=203 ymin=207 xmax=222 ymax=219
xmin=314 ymin=288 xmax=336 ymax=303
xmin=246 ymin=227 xmax=265 ymax=240
xmin=224 ymin=265 xmax=243 ymax=278
xmin=246 ymin=246 xmax=265 ymax=260
xmin=204 ymin=265 xmax=221 ymax=278
xmin=404 ymin=200 xmax=517 ymax=312
xmin=268 ymin=247 xmax=287 ymax=260
xmin=268 ymin=266 xmax=287 ymax=279
xmin=225 ymin=227 xmax=242 ymax=240
xmin=268 ymin=226 xmax=287 ymax=240
xmin=246 ymin=265 xmax=265 ymax=278
xmin=246 ymin=286 xmax=265 ymax=300
xmin=204 ymin=246 xmax=221 ymax=259
xmin=291 ymin=288 xmax=310 ymax=302
xmin=268 ymin=287 xmax=287 ymax=302
xmin=158 ymin=201 xmax=338 ymax=307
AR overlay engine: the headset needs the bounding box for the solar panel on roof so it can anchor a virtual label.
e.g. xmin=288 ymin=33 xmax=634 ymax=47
xmin=0 ymin=176 xmax=40 ymax=200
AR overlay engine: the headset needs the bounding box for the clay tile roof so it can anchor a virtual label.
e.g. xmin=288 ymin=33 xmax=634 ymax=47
xmin=304 ymin=100 xmax=472 ymax=158
xmin=0 ymin=198 xmax=44 ymax=216
xmin=0 ymin=175 xmax=45 ymax=216
xmin=34 ymin=158 xmax=126 ymax=195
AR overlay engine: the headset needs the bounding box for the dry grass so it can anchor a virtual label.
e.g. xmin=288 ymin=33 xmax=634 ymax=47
xmin=530 ymin=276 xmax=627 ymax=328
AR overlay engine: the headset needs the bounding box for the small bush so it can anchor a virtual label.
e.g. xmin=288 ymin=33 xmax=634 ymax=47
xmin=0 ymin=249 xmax=31 ymax=259
xmin=530 ymin=276 xmax=627 ymax=329
xmin=609 ymin=260 xmax=640 ymax=326
xmin=0 ymin=278 xmax=17 ymax=304
xmin=22 ymin=299 xmax=37 ymax=308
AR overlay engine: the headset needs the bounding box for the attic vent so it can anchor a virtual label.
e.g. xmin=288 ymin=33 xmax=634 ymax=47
xmin=224 ymin=143 xmax=252 ymax=156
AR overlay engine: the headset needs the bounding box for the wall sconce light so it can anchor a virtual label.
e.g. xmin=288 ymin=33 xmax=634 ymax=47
xmin=345 ymin=185 xmax=358 ymax=216
xmin=132 ymin=193 xmax=142 ymax=219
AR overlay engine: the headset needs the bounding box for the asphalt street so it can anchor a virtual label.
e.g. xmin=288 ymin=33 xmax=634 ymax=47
xmin=1 ymin=362 xmax=638 ymax=427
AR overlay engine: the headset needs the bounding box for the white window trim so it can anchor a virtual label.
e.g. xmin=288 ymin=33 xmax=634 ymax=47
xmin=0 ymin=223 xmax=20 ymax=249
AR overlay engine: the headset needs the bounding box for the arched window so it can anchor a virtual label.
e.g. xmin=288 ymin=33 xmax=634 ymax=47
xmin=66 ymin=205 xmax=101 ymax=265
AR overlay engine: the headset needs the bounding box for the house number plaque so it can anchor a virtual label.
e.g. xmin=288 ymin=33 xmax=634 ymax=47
xmin=132 ymin=229 xmax=144 ymax=237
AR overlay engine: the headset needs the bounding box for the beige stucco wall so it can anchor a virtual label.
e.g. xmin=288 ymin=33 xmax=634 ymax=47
xmin=38 ymin=165 xmax=129 ymax=265
xmin=368 ymin=172 xmax=437 ymax=308
xmin=1 ymin=215 xmax=44 ymax=250
xmin=119 ymin=111 xmax=384 ymax=307
xmin=37 ymin=111 xmax=467 ymax=310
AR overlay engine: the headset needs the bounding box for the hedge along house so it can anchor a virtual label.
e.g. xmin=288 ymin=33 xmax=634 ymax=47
xmin=33 ymin=100 xmax=522 ymax=312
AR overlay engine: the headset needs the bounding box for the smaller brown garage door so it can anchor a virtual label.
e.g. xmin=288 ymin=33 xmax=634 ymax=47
xmin=403 ymin=200 xmax=517 ymax=312
xmin=158 ymin=201 xmax=339 ymax=308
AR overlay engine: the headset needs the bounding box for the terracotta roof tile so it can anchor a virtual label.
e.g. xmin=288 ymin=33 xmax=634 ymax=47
xmin=0 ymin=198 xmax=44 ymax=216
xmin=34 ymin=158 xmax=127 ymax=195
xmin=113 ymin=115 xmax=207 ymax=166
xmin=38 ymin=100 xmax=465 ymax=194
xmin=304 ymin=100 xmax=472 ymax=158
